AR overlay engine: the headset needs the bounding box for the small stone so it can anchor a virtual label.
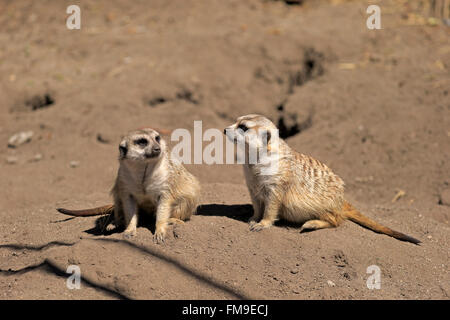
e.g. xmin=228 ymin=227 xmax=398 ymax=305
xmin=392 ymin=189 xmax=406 ymax=203
xmin=327 ymin=280 xmax=336 ymax=287
xmin=355 ymin=176 xmax=374 ymax=183
xmin=439 ymin=188 xmax=450 ymax=206
xmin=70 ymin=161 xmax=80 ymax=168
xmin=30 ymin=153 xmax=43 ymax=162
xmin=96 ymin=133 xmax=110 ymax=144
xmin=290 ymin=269 xmax=299 ymax=274
xmin=427 ymin=235 xmax=432 ymax=239
xmin=6 ymin=156 xmax=18 ymax=164
xmin=8 ymin=131 xmax=34 ymax=148
xmin=68 ymin=258 xmax=80 ymax=265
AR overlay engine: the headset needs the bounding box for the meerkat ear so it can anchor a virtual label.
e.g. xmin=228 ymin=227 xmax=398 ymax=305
xmin=153 ymin=128 xmax=172 ymax=136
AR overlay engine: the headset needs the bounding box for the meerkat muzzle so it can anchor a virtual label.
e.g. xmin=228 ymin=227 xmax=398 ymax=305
xmin=145 ymin=147 xmax=161 ymax=158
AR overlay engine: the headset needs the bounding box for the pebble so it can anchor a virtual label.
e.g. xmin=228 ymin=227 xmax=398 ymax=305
xmin=439 ymin=188 xmax=450 ymax=206
xmin=70 ymin=161 xmax=80 ymax=168
xmin=96 ymin=133 xmax=110 ymax=144
xmin=327 ymin=280 xmax=336 ymax=287
xmin=30 ymin=153 xmax=43 ymax=162
xmin=355 ymin=176 xmax=374 ymax=183
xmin=6 ymin=156 xmax=18 ymax=164
xmin=8 ymin=131 xmax=34 ymax=148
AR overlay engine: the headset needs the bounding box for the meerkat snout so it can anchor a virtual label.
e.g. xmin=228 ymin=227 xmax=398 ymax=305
xmin=148 ymin=145 xmax=161 ymax=158
xmin=119 ymin=143 xmax=128 ymax=158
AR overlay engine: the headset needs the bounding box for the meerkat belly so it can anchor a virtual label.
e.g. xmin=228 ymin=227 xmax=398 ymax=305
xmin=130 ymin=191 xmax=155 ymax=213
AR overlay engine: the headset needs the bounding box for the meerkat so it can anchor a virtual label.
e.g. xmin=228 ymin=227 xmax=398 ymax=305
xmin=57 ymin=128 xmax=200 ymax=243
xmin=224 ymin=114 xmax=420 ymax=244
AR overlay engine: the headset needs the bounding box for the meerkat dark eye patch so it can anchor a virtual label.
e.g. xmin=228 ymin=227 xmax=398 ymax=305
xmin=134 ymin=138 xmax=148 ymax=147
xmin=237 ymin=124 xmax=248 ymax=132
xmin=155 ymin=135 xmax=161 ymax=143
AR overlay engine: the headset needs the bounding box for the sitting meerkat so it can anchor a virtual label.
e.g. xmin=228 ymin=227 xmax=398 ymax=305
xmin=224 ymin=114 xmax=420 ymax=244
xmin=58 ymin=128 xmax=200 ymax=243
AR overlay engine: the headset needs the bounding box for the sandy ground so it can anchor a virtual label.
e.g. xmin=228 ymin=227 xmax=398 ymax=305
xmin=0 ymin=0 xmax=449 ymax=299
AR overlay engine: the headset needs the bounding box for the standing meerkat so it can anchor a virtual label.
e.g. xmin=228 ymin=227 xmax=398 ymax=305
xmin=57 ymin=128 xmax=200 ymax=243
xmin=224 ymin=114 xmax=420 ymax=244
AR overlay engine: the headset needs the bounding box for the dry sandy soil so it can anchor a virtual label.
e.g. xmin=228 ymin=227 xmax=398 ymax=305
xmin=0 ymin=0 xmax=449 ymax=299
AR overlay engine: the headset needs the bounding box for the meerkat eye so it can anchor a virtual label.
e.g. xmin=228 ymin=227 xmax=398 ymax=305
xmin=237 ymin=124 xmax=248 ymax=132
xmin=155 ymin=135 xmax=161 ymax=143
xmin=135 ymin=138 xmax=148 ymax=147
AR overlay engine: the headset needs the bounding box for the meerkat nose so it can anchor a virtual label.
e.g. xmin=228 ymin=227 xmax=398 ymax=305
xmin=119 ymin=145 xmax=128 ymax=156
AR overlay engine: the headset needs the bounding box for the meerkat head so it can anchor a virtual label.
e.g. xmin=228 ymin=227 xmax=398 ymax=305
xmin=118 ymin=128 xmax=166 ymax=162
xmin=224 ymin=114 xmax=278 ymax=150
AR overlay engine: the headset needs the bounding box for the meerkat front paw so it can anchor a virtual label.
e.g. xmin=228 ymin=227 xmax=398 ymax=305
xmin=249 ymin=220 xmax=272 ymax=232
xmin=105 ymin=223 xmax=118 ymax=233
xmin=153 ymin=228 xmax=166 ymax=244
xmin=248 ymin=215 xmax=260 ymax=225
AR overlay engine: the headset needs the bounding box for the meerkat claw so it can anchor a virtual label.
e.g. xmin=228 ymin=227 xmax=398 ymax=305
xmin=249 ymin=222 xmax=270 ymax=232
xmin=153 ymin=232 xmax=165 ymax=244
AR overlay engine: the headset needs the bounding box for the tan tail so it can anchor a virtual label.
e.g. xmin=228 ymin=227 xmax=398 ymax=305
xmin=57 ymin=204 xmax=114 ymax=217
xmin=342 ymin=201 xmax=421 ymax=245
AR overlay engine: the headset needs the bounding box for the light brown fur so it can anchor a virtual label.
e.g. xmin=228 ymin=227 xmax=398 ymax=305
xmin=224 ymin=114 xmax=420 ymax=244
xmin=58 ymin=128 xmax=200 ymax=243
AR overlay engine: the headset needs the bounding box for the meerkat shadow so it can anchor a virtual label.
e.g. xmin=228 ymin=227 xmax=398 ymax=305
xmin=84 ymin=209 xmax=157 ymax=236
xmin=196 ymin=204 xmax=308 ymax=229
xmin=275 ymin=220 xmax=307 ymax=229
xmin=84 ymin=214 xmax=120 ymax=236
xmin=196 ymin=204 xmax=253 ymax=222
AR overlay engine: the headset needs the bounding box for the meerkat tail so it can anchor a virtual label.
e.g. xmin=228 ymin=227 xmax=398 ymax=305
xmin=342 ymin=202 xmax=421 ymax=245
xmin=57 ymin=204 xmax=114 ymax=217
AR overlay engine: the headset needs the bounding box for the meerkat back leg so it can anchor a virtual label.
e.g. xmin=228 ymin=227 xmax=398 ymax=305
xmin=168 ymin=218 xmax=185 ymax=225
xmin=109 ymin=197 xmax=124 ymax=231
xmin=249 ymin=196 xmax=280 ymax=232
xmin=300 ymin=219 xmax=335 ymax=233
xmin=170 ymin=196 xmax=197 ymax=221
xmin=123 ymin=195 xmax=138 ymax=238
xmin=154 ymin=196 xmax=173 ymax=244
